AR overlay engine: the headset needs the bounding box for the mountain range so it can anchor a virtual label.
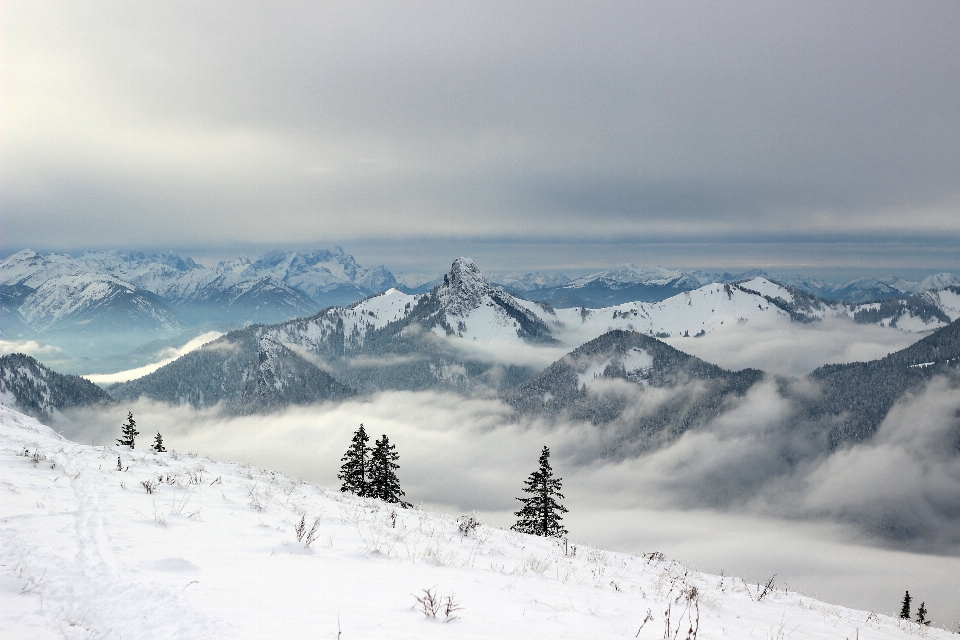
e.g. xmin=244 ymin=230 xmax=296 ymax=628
xmin=5 ymin=248 xmax=958 ymax=342
xmin=102 ymin=259 xmax=960 ymax=407
xmin=500 ymin=263 xmax=960 ymax=308
xmin=1 ymin=259 xmax=958 ymax=473
xmin=0 ymin=248 xmax=398 ymax=338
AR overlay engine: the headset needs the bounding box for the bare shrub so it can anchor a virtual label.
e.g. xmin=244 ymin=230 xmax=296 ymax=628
xmin=456 ymin=514 xmax=480 ymax=536
xmin=644 ymin=551 xmax=666 ymax=562
xmin=246 ymin=484 xmax=274 ymax=511
xmin=757 ymin=574 xmax=777 ymax=601
xmin=413 ymin=588 xmax=462 ymax=622
xmin=141 ymin=479 xmax=158 ymax=494
xmin=172 ymin=490 xmax=201 ymax=519
xmin=635 ymin=608 xmax=654 ymax=636
xmin=294 ymin=515 xmax=322 ymax=547
xmin=662 ymin=597 xmax=700 ymax=640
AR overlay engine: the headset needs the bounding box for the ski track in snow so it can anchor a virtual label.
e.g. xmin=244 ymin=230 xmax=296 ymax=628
xmin=0 ymin=405 xmax=953 ymax=639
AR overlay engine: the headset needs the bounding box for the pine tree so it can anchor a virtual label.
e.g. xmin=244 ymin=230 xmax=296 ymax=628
xmin=152 ymin=432 xmax=166 ymax=453
xmin=117 ymin=412 xmax=139 ymax=449
xmin=900 ymin=591 xmax=912 ymax=620
xmin=368 ymin=434 xmax=410 ymax=507
xmin=337 ymin=424 xmax=370 ymax=496
xmin=916 ymin=602 xmax=927 ymax=625
xmin=512 ymin=445 xmax=568 ymax=537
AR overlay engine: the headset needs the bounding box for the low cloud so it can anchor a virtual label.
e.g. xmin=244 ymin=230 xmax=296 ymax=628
xmin=0 ymin=339 xmax=62 ymax=357
xmin=663 ymin=315 xmax=921 ymax=376
xmin=82 ymin=331 xmax=223 ymax=384
xmin=346 ymin=353 xmax=426 ymax=368
xmin=443 ymin=337 xmax=571 ymax=370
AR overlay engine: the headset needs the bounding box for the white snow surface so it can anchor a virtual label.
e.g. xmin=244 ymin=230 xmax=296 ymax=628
xmin=1 ymin=405 xmax=949 ymax=639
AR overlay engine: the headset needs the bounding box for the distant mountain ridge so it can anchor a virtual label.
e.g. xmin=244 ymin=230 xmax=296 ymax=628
xmin=0 ymin=248 xmax=399 ymax=337
xmin=501 ymin=264 xmax=960 ymax=308
xmin=108 ymin=259 xmax=959 ymax=414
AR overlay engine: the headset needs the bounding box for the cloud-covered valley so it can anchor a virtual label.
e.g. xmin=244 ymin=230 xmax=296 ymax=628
xmin=54 ymin=369 xmax=960 ymax=624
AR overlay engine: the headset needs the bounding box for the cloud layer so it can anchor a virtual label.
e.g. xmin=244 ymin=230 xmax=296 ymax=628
xmin=82 ymin=331 xmax=224 ymax=384
xmin=4 ymin=1 xmax=960 ymax=271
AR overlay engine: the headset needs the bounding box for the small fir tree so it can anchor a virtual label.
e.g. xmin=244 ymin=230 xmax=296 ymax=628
xmin=512 ymin=445 xmax=568 ymax=537
xmin=368 ymin=434 xmax=410 ymax=507
xmin=152 ymin=432 xmax=166 ymax=453
xmin=916 ymin=602 xmax=927 ymax=625
xmin=117 ymin=412 xmax=139 ymax=449
xmin=337 ymin=424 xmax=370 ymax=496
xmin=900 ymin=591 xmax=912 ymax=620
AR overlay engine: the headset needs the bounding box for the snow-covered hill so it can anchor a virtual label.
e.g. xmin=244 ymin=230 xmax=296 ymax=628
xmin=1 ymin=405 xmax=951 ymax=639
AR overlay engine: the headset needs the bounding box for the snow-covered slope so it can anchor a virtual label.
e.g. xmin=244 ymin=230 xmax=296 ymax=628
xmin=245 ymin=248 xmax=398 ymax=300
xmin=1 ymin=405 xmax=950 ymax=639
xmin=18 ymin=273 xmax=181 ymax=333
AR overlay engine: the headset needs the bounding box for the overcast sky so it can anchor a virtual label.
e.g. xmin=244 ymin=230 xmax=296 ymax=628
xmin=3 ymin=1 xmax=959 ymax=275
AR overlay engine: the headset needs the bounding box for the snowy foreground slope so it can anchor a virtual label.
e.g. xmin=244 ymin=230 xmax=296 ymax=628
xmin=0 ymin=407 xmax=949 ymax=640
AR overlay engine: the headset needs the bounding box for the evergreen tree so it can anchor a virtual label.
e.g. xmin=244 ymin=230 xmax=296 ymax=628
xmin=368 ymin=434 xmax=410 ymax=507
xmin=916 ymin=602 xmax=927 ymax=625
xmin=117 ymin=412 xmax=139 ymax=449
xmin=152 ymin=432 xmax=166 ymax=453
xmin=512 ymin=445 xmax=568 ymax=537
xmin=900 ymin=591 xmax=912 ymax=620
xmin=337 ymin=424 xmax=370 ymax=496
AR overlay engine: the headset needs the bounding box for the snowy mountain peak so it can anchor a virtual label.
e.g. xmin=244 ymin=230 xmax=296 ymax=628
xmin=438 ymin=258 xmax=492 ymax=316
xmin=495 ymin=271 xmax=571 ymax=291
xmin=567 ymin=264 xmax=692 ymax=290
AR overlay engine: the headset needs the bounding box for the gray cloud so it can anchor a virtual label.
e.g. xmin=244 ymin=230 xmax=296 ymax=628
xmin=3 ymin=1 xmax=960 ymax=270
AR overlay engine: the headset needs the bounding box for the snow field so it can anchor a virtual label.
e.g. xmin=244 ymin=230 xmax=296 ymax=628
xmin=0 ymin=405 xmax=952 ymax=639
